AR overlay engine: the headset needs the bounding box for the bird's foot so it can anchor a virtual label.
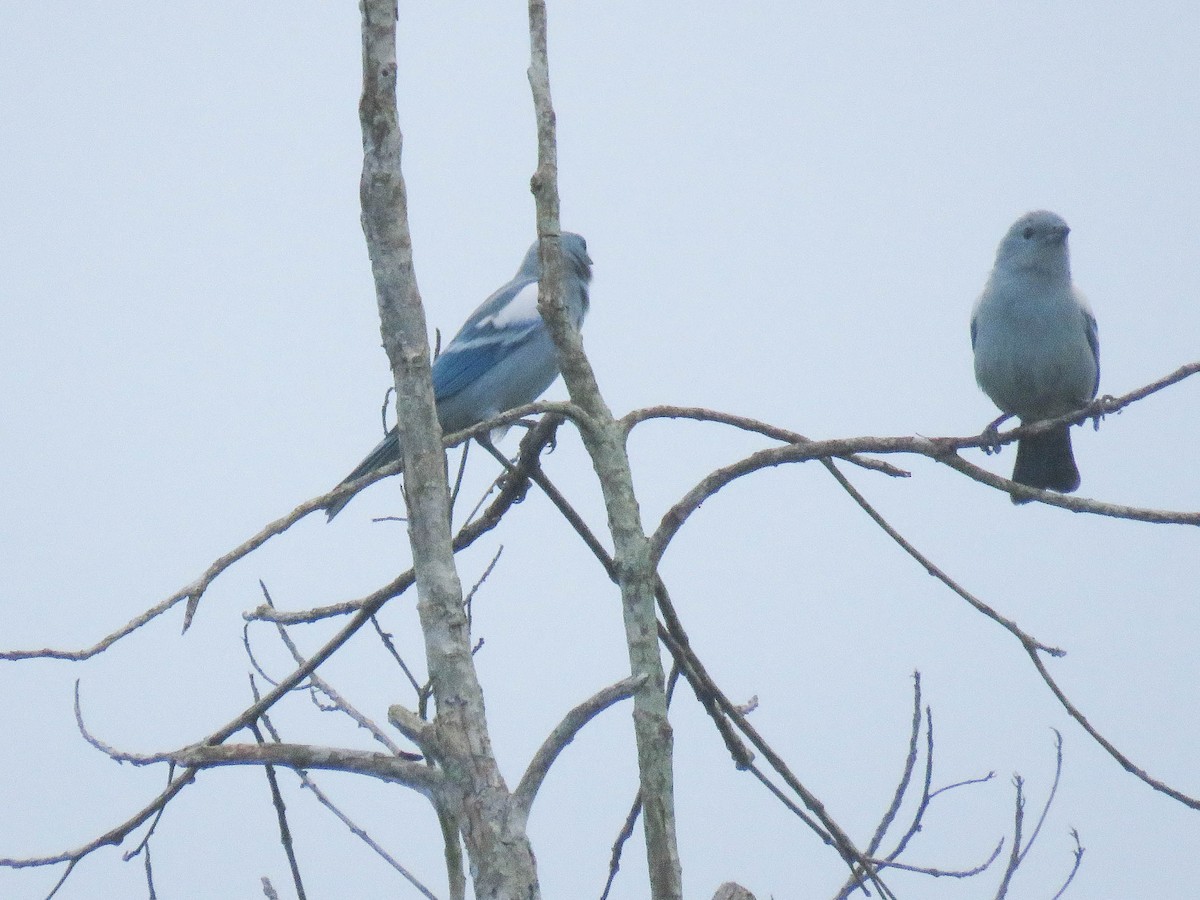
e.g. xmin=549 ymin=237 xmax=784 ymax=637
xmin=980 ymin=413 xmax=1011 ymax=455
xmin=1089 ymin=394 xmax=1119 ymax=431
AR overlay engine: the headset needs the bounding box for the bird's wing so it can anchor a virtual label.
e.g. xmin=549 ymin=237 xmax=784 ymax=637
xmin=433 ymin=280 xmax=544 ymax=400
xmin=969 ymin=287 xmax=988 ymax=350
xmin=1074 ymin=287 xmax=1100 ymax=394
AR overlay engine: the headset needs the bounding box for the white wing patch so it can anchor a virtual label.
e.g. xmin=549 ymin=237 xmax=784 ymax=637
xmin=478 ymin=282 xmax=541 ymax=330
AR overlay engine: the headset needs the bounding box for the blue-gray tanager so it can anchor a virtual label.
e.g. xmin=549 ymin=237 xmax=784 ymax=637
xmin=326 ymin=233 xmax=592 ymax=519
xmin=971 ymin=210 xmax=1099 ymax=502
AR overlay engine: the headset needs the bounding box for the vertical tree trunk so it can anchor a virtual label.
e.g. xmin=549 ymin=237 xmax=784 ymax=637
xmin=358 ymin=1 xmax=539 ymax=896
xmin=525 ymin=3 xmax=684 ymax=897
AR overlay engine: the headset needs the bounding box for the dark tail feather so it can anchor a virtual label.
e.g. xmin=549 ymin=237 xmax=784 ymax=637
xmin=1011 ymin=424 xmax=1080 ymax=504
xmin=325 ymin=429 xmax=402 ymax=521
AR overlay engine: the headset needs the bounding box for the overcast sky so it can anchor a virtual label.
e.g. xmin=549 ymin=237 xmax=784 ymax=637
xmin=2 ymin=3 xmax=1199 ymax=898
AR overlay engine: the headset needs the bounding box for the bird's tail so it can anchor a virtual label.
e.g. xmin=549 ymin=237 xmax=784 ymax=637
xmin=325 ymin=429 xmax=402 ymax=521
xmin=1010 ymin=424 xmax=1080 ymax=504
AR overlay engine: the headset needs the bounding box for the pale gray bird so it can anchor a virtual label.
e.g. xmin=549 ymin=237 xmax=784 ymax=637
xmin=326 ymin=233 xmax=592 ymax=520
xmin=971 ymin=210 xmax=1099 ymax=502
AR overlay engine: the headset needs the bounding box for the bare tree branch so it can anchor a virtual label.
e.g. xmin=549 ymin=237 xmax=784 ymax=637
xmin=1017 ymin=729 xmax=1065 ymax=865
xmin=257 ymin=584 xmax=414 ymax=759
xmin=599 ymin=666 xmax=682 ymax=900
xmin=249 ymin=719 xmax=308 ymax=900
xmin=827 ymin=459 xmax=1200 ymax=811
xmin=11 ymin=363 xmax=1188 ymax=661
xmin=485 ymin=437 xmax=891 ymax=894
xmin=867 ymin=672 xmax=925 ymax=857
xmin=295 ymin=769 xmax=441 ymax=900
xmin=652 ymin=586 xmax=894 ymax=898
xmin=834 ymin=685 xmax=1009 ymax=899
xmin=0 ymin=767 xmax=197 ymax=871
xmin=526 ymin=3 xmax=681 ymax=896
xmin=109 ymin=742 xmax=444 ymax=793
xmin=141 ymin=842 xmax=157 ymax=900
xmin=245 ymin=416 xmax=565 ymax=629
xmin=0 ymin=406 xmax=573 ymax=663
xmin=248 ymin=679 xmax=441 ymax=900
xmin=513 ymin=675 xmax=646 ymax=819
xmin=1051 ymin=829 xmax=1085 ymax=900
xmin=623 ymin=405 xmax=909 ymax=478
xmin=867 ymin=846 xmax=1004 ymax=880
xmin=600 ymin=789 xmax=643 ymax=900
xmin=993 ymin=777 xmax=1026 ymax=899
xmin=360 ymin=1 xmax=541 ymax=894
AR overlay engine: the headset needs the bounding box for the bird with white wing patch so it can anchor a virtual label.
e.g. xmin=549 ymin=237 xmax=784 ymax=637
xmin=325 ymin=233 xmax=592 ymax=520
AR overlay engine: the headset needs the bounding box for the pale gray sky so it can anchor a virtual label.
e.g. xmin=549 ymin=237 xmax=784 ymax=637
xmin=2 ymin=3 xmax=1198 ymax=898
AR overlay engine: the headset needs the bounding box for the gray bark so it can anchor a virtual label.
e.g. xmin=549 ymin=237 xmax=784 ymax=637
xmin=526 ymin=2 xmax=683 ymax=897
xmin=358 ymin=1 xmax=539 ymax=896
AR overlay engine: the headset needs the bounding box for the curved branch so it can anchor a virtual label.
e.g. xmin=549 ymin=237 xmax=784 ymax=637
xmin=623 ymin=405 xmax=909 ymax=478
xmin=648 ymin=362 xmax=1200 ymax=563
xmin=4 ymin=415 xmax=565 ymax=663
xmin=937 ymin=453 xmax=1200 ymax=519
xmin=0 ymin=771 xmax=196 ymax=869
xmin=151 ymin=743 xmax=441 ymax=795
xmin=2 ymin=420 xmax=568 ymax=877
xmin=823 ymin=462 xmax=1064 ymax=655
xmin=513 ymin=674 xmax=645 ymax=820
xmin=1023 ymin=644 xmax=1200 ymax=810
xmin=180 ymin=402 xmax=578 ymax=629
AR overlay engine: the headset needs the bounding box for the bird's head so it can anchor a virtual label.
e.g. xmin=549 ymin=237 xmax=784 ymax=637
xmin=560 ymin=232 xmax=593 ymax=284
xmin=995 ymin=210 xmax=1072 ymax=276
xmin=517 ymin=233 xmax=593 ymax=284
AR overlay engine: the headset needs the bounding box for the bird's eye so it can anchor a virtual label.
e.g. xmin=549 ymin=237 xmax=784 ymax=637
xmin=1022 ymin=226 xmax=1035 ymax=239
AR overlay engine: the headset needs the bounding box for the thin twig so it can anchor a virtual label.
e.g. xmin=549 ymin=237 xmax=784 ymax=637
xmin=259 ymin=584 xmax=412 ymax=758
xmin=1050 ymin=829 xmax=1085 ymax=900
xmin=654 ymin=585 xmax=895 ymax=898
xmin=464 ymin=546 xmax=504 ymax=636
xmin=1017 ymin=729 xmax=1065 ymax=865
xmin=868 ymin=842 xmax=1004 ymax=880
xmin=249 ymin=718 xmax=307 ymax=900
xmin=833 ymin=674 xmax=926 ymax=900
xmin=369 ymin=615 xmax=424 ymax=696
xmin=477 ymin=439 xmax=613 ymax=572
xmin=449 ymin=440 xmax=471 ymax=512
xmin=827 ymin=460 xmax=1200 ymax=810
xmin=885 ymin=705 xmax=938 ymax=863
xmin=0 ymin=407 xmax=574 ymax=660
xmin=296 ymin=770 xmax=441 ymax=900
xmin=121 ymin=767 xmax=176 ymax=865
xmin=249 ymin=678 xmax=439 ymax=899
xmin=141 ymin=842 xmax=156 ymax=900
xmin=623 ymin=405 xmax=909 ymax=478
xmin=599 ymin=790 xmax=642 ymax=900
xmin=598 ymin=667 xmax=683 ymax=900
xmin=993 ymin=776 xmax=1025 ymax=900
xmin=870 ymin=672 xmax=924 ymax=856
